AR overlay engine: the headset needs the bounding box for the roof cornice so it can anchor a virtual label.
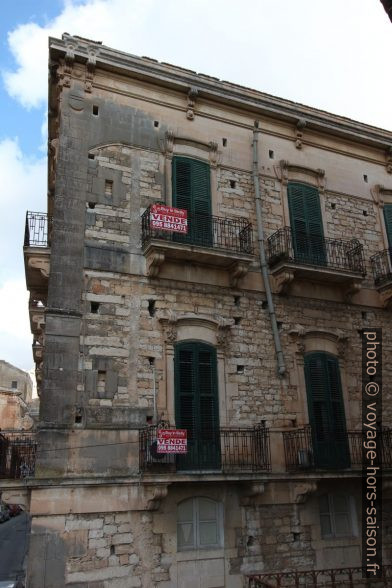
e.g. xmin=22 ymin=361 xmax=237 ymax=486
xmin=49 ymin=34 xmax=392 ymax=150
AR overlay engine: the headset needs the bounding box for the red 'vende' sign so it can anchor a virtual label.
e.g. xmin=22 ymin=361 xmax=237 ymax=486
xmin=150 ymin=204 xmax=188 ymax=234
xmin=157 ymin=429 xmax=187 ymax=454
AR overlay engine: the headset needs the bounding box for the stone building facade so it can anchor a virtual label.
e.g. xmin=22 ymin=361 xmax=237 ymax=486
xmin=22 ymin=34 xmax=392 ymax=587
xmin=0 ymin=360 xmax=33 ymax=431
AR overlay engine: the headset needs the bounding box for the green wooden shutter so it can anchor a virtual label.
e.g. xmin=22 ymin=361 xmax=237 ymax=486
xmin=305 ymin=353 xmax=349 ymax=469
xmin=172 ymin=157 xmax=212 ymax=245
xmin=288 ymin=183 xmax=325 ymax=264
xmin=175 ymin=342 xmax=220 ymax=470
xmin=384 ymin=205 xmax=392 ymax=248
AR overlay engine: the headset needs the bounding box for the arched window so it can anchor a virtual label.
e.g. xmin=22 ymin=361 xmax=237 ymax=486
xmin=177 ymin=497 xmax=223 ymax=550
xmin=304 ymin=352 xmax=349 ymax=469
xmin=175 ymin=341 xmax=220 ymax=471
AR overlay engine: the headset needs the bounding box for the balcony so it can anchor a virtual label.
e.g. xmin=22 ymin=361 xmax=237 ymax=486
xmin=248 ymin=565 xmax=392 ymax=587
xmin=371 ymin=249 xmax=392 ymax=308
xmin=139 ymin=424 xmax=271 ymax=475
xmin=283 ymin=426 xmax=392 ymax=472
xmin=0 ymin=432 xmax=37 ymax=479
xmin=267 ymin=227 xmax=366 ymax=298
xmin=141 ymin=206 xmax=254 ymax=286
xmin=24 ymin=211 xmax=51 ymax=298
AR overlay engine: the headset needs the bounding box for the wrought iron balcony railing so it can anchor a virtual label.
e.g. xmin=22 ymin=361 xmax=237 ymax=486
xmin=267 ymin=227 xmax=366 ymax=274
xmin=139 ymin=424 xmax=270 ymax=473
xmin=371 ymin=248 xmax=392 ymax=286
xmin=0 ymin=432 xmax=37 ymax=479
xmin=283 ymin=426 xmax=392 ymax=471
xmin=24 ymin=211 xmax=52 ymax=247
xmin=248 ymin=565 xmax=392 ymax=587
xmin=141 ymin=206 xmax=254 ymax=255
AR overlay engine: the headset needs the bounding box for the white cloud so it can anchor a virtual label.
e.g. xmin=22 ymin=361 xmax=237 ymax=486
xmin=3 ymin=0 xmax=392 ymax=129
xmin=0 ymin=138 xmax=46 ymax=281
xmin=0 ymin=138 xmax=46 ymax=370
xmin=0 ymin=279 xmax=33 ymax=371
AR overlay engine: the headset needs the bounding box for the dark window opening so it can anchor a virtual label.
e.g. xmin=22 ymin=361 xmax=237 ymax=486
xmin=88 ymin=202 xmax=96 ymax=209
xmin=91 ymin=301 xmax=100 ymax=314
xmin=293 ymin=532 xmax=300 ymax=541
xmin=236 ymin=365 xmax=244 ymax=374
xmin=277 ymin=321 xmax=283 ymax=330
xmin=148 ymin=299 xmax=156 ymax=317
xmin=230 ymin=180 xmax=236 ymax=189
xmin=269 ymin=150 xmax=274 ymax=159
xmin=362 ymin=311 xmax=368 ymax=320
xmin=222 ymin=138 xmax=227 ymax=147
xmin=234 ymin=295 xmax=241 ymax=306
xmin=146 ymin=415 xmax=153 ymax=424
xmin=154 ymin=120 xmax=159 ymax=128
xmin=148 ymin=357 xmax=155 ymax=366
xmin=88 ymin=153 xmax=95 ymax=160
xmin=92 ymin=105 xmax=99 ymax=116
xmin=261 ymin=300 xmax=268 ymax=309
xmin=363 ymin=210 xmax=368 ymax=217
xmin=331 ymin=203 xmax=336 ymax=210
xmin=75 ymin=409 xmax=82 ymax=424
xmin=105 ymin=179 xmax=113 ymax=197
xmin=110 ymin=545 xmax=115 ymax=555
xmin=234 ymin=317 xmax=241 ymax=325
xmin=363 ymin=174 xmax=368 ymax=183
xmin=11 ymin=381 xmax=17 ymax=389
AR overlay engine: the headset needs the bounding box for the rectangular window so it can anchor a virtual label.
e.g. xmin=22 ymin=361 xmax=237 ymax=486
xmin=11 ymin=380 xmax=18 ymax=389
xmin=172 ymin=156 xmax=212 ymax=246
xmin=288 ymin=182 xmax=326 ymax=265
xmin=319 ymin=494 xmax=357 ymax=539
xmin=383 ymin=204 xmax=392 ymax=248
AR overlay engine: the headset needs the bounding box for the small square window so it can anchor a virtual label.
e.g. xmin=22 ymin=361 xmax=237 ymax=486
xmin=92 ymin=105 xmax=99 ymax=116
xmin=11 ymin=380 xmax=18 ymax=389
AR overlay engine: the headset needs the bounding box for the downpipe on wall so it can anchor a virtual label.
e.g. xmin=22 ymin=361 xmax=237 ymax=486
xmin=252 ymin=123 xmax=286 ymax=377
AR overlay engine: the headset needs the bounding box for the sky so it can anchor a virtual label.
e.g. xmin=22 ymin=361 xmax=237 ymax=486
xmin=0 ymin=0 xmax=391 ymax=372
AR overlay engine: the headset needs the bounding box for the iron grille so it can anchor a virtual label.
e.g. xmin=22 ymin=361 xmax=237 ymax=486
xmin=24 ymin=211 xmax=52 ymax=247
xmin=283 ymin=426 xmax=391 ymax=471
xmin=141 ymin=206 xmax=254 ymax=254
xmin=370 ymin=249 xmax=392 ymax=286
xmin=0 ymin=432 xmax=37 ymax=479
xmin=248 ymin=565 xmax=392 ymax=587
xmin=267 ymin=227 xmax=366 ymax=274
xmin=139 ymin=424 xmax=270 ymax=473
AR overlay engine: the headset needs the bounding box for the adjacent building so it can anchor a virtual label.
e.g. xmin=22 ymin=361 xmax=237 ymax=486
xmin=0 ymin=359 xmax=33 ymax=431
xmin=21 ymin=34 xmax=392 ymax=587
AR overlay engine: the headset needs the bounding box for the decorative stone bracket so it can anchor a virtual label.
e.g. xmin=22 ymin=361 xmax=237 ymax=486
xmin=229 ymin=261 xmax=250 ymax=287
xmin=386 ymin=146 xmax=392 ymax=174
xmin=28 ymin=256 xmax=50 ymax=278
xmin=295 ymin=118 xmax=307 ymax=149
xmin=144 ymin=484 xmax=170 ymax=511
xmin=240 ymin=482 xmax=265 ymax=506
xmin=290 ymin=481 xmax=318 ymax=505
xmin=186 ymin=87 xmax=199 ymax=120
xmin=146 ymin=249 xmax=165 ymax=277
xmin=379 ymin=289 xmax=392 ymax=309
xmin=272 ymin=269 xmax=295 ymax=294
xmin=343 ymin=278 xmax=362 ymax=303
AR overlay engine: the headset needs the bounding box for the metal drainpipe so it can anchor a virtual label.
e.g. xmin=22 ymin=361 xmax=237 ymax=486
xmin=252 ymin=123 xmax=286 ymax=377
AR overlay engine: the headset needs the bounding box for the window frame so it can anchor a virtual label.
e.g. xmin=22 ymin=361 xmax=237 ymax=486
xmin=319 ymin=493 xmax=358 ymax=539
xmin=177 ymin=496 xmax=223 ymax=551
